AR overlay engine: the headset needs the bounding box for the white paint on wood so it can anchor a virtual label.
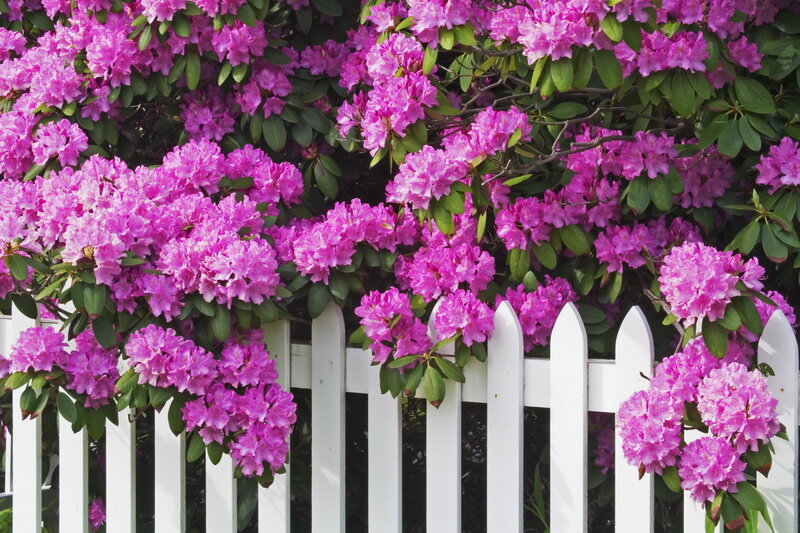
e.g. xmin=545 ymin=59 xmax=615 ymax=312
xmin=7 ymin=309 xmax=40 ymax=533
xmin=154 ymin=402 xmax=185 ymax=533
xmin=614 ymin=306 xmax=654 ymax=533
xmin=549 ymin=302 xmax=588 ymax=533
xmin=206 ymin=453 xmax=237 ymax=532
xmin=311 ymin=302 xmax=346 ymax=533
xmin=758 ymin=311 xmax=798 ymax=533
xmin=59 ymin=418 xmax=88 ymax=533
xmin=426 ymin=301 xmax=461 ymax=533
xmin=367 ymin=350 xmax=402 ymax=533
xmin=106 ymin=409 xmax=136 ymax=533
xmin=486 ymin=301 xmax=524 ymax=533
xmin=259 ymin=319 xmax=292 ymax=533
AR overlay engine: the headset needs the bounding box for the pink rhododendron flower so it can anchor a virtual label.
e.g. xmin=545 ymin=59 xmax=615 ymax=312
xmin=755 ymin=137 xmax=800 ymax=192
xmin=617 ymin=388 xmax=682 ymax=474
xmin=434 ymin=289 xmax=494 ymax=346
xmin=678 ymin=437 xmax=746 ymax=503
xmin=697 ymin=363 xmax=781 ymax=453
xmin=32 ymin=119 xmax=88 ymax=167
xmin=503 ymin=277 xmax=576 ymax=350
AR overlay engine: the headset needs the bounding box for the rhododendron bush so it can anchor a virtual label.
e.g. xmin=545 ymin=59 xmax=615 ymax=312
xmin=1 ymin=0 xmax=800 ymax=528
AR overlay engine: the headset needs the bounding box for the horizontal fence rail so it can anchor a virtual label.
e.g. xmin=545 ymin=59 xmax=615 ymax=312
xmin=1 ymin=301 xmax=798 ymax=532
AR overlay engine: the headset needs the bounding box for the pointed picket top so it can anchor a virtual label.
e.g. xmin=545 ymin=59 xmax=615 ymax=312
xmin=310 ymin=301 xmax=346 ymax=533
xmin=486 ymin=300 xmax=524 ymax=533
xmin=614 ymin=306 xmax=654 ymax=533
xmin=426 ymin=297 xmax=461 ymax=533
xmin=757 ymin=310 xmax=799 ymax=533
xmin=549 ymin=302 xmax=588 ymax=533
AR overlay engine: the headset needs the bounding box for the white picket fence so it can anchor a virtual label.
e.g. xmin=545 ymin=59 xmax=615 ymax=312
xmin=1 ymin=300 xmax=798 ymax=532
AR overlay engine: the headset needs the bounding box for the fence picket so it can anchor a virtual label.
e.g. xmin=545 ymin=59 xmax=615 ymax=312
xmin=486 ymin=301 xmax=524 ymax=533
xmin=106 ymin=409 xmax=136 ymax=533
xmin=425 ymin=300 xmax=462 ymax=533
xmin=58 ymin=418 xmax=88 ymax=532
xmin=757 ymin=311 xmax=799 ymax=533
xmin=154 ymin=401 xmax=185 ymax=533
xmin=614 ymin=306 xmax=654 ymax=533
xmin=549 ymin=302 xmax=588 ymax=533
xmin=206 ymin=453 xmax=237 ymax=532
xmin=259 ymin=319 xmax=292 ymax=533
xmin=6 ymin=310 xmax=40 ymax=533
xmin=367 ymin=350 xmax=402 ymax=533
xmin=311 ymin=302 xmax=346 ymax=533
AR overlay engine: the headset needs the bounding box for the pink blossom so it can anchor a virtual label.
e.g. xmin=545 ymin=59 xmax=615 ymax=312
xmin=32 ymin=119 xmax=88 ymax=167
xmin=8 ymin=327 xmax=68 ymax=374
xmin=434 ymin=290 xmax=494 ymax=346
xmin=503 ymin=278 xmax=576 ymax=350
xmin=617 ymin=388 xmax=682 ymax=474
xmin=678 ymin=437 xmax=746 ymax=503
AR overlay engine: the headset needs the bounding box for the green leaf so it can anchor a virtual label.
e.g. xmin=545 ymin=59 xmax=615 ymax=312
xmin=211 ymin=305 xmax=231 ymax=341
xmin=5 ymin=372 xmax=30 ymax=390
xmin=172 ymin=14 xmax=191 ymax=37
xmin=207 ymin=441 xmax=224 ymax=465
xmin=149 ymin=386 xmax=173 ymax=410
xmin=626 ymin=177 xmax=650 ymax=212
xmin=262 ymin=116 xmax=286 ymax=151
xmin=84 ymin=284 xmax=108 ymax=315
xmin=237 ymin=3 xmax=257 ymax=26
xmin=550 ymin=58 xmax=573 ymax=92
xmin=560 ymin=225 xmax=591 ymax=255
xmin=434 ymin=357 xmax=465 ymax=383
xmin=439 ymin=29 xmax=455 ymax=50
xmin=761 ymin=224 xmax=788 ymax=262
xmin=702 ymin=317 xmax=729 ymax=358
xmin=423 ymin=366 xmax=445 ymax=406
xmin=308 ymin=284 xmax=331 ymax=319
xmin=387 ymin=354 xmax=418 ymax=369
xmin=732 ymin=295 xmax=763 ymax=336
xmin=403 ymin=363 xmax=425 ymax=395
xmin=314 ymin=162 xmax=338 ymax=199
xmin=698 ymin=113 xmax=727 ymax=148
xmin=531 ymin=242 xmax=557 ymax=270
xmin=507 ymin=248 xmax=530 ymax=283
xmin=737 ymin=221 xmax=761 ymax=254
xmin=138 ymin=24 xmax=152 ymax=51
xmin=185 ymin=51 xmax=201 ymax=91
xmin=441 ymin=189 xmax=465 ymax=214
xmin=648 ymin=177 xmax=673 ymax=211
xmin=548 ymin=102 xmax=588 ymax=120
xmin=718 ymin=119 xmax=743 ymax=157
xmin=662 ymin=466 xmax=681 ymax=492
xmin=5 ymin=254 xmax=27 ymax=281
xmin=422 ymin=46 xmax=438 ymax=75
xmin=716 ymin=304 xmax=741 ymax=331
xmin=734 ymin=79 xmax=776 ymax=115
xmin=600 ymin=14 xmax=623 ymax=42
xmin=738 ymin=116 xmax=762 ymax=151
xmin=168 ymin=397 xmax=186 ymax=435
xmin=311 ymin=0 xmax=342 ymax=16
xmin=232 ymin=63 xmax=248 ymax=83
xmin=669 ymin=71 xmax=696 ymax=117
xmin=187 ymin=432 xmax=206 ymax=462
xmin=431 ymin=201 xmax=454 ymax=235
xmin=595 ymin=50 xmax=622 ymax=89
xmin=11 ymin=294 xmax=38 ymax=320
xmin=115 ymin=368 xmax=139 ymax=395
xmin=57 ymin=392 xmax=77 ymax=424
xmin=92 ymin=315 xmax=117 ymax=349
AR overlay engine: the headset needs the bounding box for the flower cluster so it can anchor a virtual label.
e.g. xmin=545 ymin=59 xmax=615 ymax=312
xmin=355 ymin=287 xmax=432 ymax=365
xmin=434 ymin=289 xmax=494 ymax=346
xmin=659 ymin=242 xmax=765 ymax=325
xmin=619 ymin=340 xmax=781 ymax=502
xmin=1 ymin=327 xmax=119 ymax=408
xmin=503 ymin=277 xmax=577 ymax=350
xmin=755 ymin=137 xmax=800 ymax=192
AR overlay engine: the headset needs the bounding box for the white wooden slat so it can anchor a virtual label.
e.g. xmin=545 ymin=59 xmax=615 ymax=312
xmin=206 ymin=453 xmax=237 ymax=532
xmin=757 ymin=311 xmax=798 ymax=533
xmin=6 ymin=310 xmax=40 ymax=533
xmin=12 ymin=387 xmax=41 ymax=533
xmin=682 ymin=430 xmax=708 ymax=533
xmin=614 ymin=306 xmax=654 ymax=533
xmin=106 ymin=410 xmax=136 ymax=533
xmin=311 ymin=302 xmax=346 ymax=533
xmin=549 ymin=302 xmax=588 ymax=533
xmin=426 ymin=301 xmax=461 ymax=533
xmin=486 ymin=301 xmax=524 ymax=533
xmin=59 ymin=418 xmax=88 ymax=533
xmin=367 ymin=350 xmax=402 ymax=533
xmin=259 ymin=319 xmax=292 ymax=533
xmin=154 ymin=401 xmax=185 ymax=533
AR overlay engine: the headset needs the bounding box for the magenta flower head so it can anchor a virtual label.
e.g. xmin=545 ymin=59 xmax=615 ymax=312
xmin=658 ymin=242 xmax=763 ymax=325
xmin=88 ymin=498 xmax=106 ymax=531
xmin=434 ymin=289 xmax=494 ymax=346
xmin=617 ymin=388 xmax=682 ymax=475
xmin=678 ymin=436 xmax=746 ymax=503
xmin=697 ymin=363 xmax=780 ymax=453
xmin=8 ymin=326 xmax=68 ymax=374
